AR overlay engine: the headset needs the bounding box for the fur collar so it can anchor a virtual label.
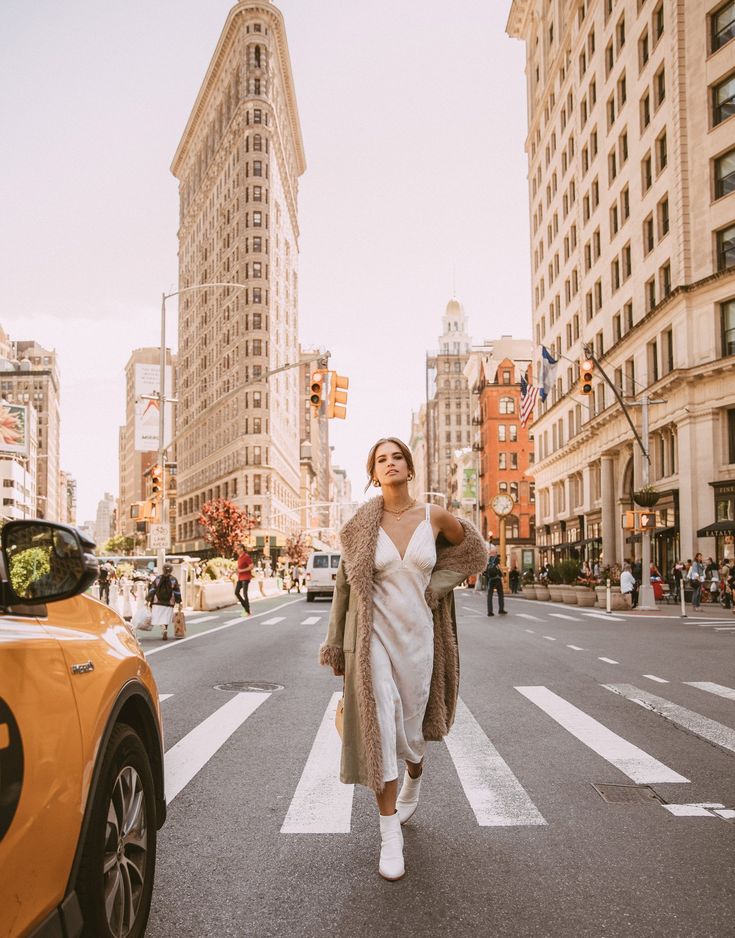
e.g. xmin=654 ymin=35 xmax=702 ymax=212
xmin=339 ymin=496 xmax=487 ymax=596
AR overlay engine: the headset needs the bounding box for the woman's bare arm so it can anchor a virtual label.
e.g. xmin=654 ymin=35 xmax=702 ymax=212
xmin=431 ymin=505 xmax=465 ymax=545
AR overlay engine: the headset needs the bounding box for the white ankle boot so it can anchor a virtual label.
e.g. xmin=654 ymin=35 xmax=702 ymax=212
xmin=378 ymin=812 xmax=405 ymax=881
xmin=396 ymin=770 xmax=422 ymax=824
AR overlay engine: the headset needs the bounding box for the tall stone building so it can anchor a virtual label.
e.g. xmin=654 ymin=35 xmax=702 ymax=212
xmin=118 ymin=347 xmax=176 ymax=541
xmin=171 ymin=0 xmax=306 ymax=557
xmin=0 ymin=335 xmax=61 ymax=521
xmin=425 ymin=299 xmax=473 ymax=501
xmin=95 ymin=492 xmax=116 ymax=547
xmin=508 ymin=0 xmax=735 ymax=568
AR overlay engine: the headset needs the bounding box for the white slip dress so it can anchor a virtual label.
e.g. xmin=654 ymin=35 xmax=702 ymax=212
xmin=371 ymin=503 xmax=436 ymax=782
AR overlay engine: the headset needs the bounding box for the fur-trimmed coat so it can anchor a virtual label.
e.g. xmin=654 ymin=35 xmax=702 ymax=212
xmin=318 ymin=497 xmax=487 ymax=792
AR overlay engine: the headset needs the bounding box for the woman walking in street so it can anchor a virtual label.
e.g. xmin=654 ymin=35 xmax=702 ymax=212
xmin=319 ymin=437 xmax=486 ymax=881
xmin=147 ymin=563 xmax=182 ymax=641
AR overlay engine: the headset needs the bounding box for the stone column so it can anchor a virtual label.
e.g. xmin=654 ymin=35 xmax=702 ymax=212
xmin=601 ymin=454 xmax=617 ymax=565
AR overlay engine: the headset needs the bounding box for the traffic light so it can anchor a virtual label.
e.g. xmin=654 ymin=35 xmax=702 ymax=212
xmin=579 ymin=358 xmax=594 ymax=395
xmin=309 ymin=371 xmax=325 ymax=417
xmin=327 ymin=373 xmax=349 ymax=419
xmin=150 ymin=465 xmax=163 ymax=496
xmin=622 ymin=510 xmax=636 ymax=529
xmin=638 ymin=511 xmax=657 ymax=530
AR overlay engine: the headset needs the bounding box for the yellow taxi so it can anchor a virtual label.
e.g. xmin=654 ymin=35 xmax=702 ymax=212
xmin=0 ymin=520 xmax=166 ymax=938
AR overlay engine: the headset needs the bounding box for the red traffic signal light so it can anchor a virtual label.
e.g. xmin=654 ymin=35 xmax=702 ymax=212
xmin=579 ymin=358 xmax=594 ymax=395
xmin=309 ymin=371 xmax=325 ymax=416
xmin=327 ymin=373 xmax=349 ymax=420
xmin=638 ymin=511 xmax=657 ymax=530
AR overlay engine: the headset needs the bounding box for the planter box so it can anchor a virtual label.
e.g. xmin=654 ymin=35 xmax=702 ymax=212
xmin=594 ymin=585 xmax=628 ymax=611
xmin=535 ymin=585 xmax=551 ymax=601
xmin=522 ymin=586 xmax=537 ymax=599
xmin=561 ymin=587 xmax=578 ymax=604
xmin=575 ymin=586 xmax=596 ymax=607
xmin=548 ymin=585 xmax=565 ymax=602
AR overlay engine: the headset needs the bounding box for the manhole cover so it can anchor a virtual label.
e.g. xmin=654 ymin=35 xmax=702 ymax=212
xmin=592 ymin=783 xmax=663 ymax=805
xmin=214 ymin=681 xmax=284 ymax=693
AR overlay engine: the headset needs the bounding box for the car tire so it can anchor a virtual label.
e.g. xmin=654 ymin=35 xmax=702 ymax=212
xmin=77 ymin=723 xmax=157 ymax=938
xmin=306 ymin=593 xmax=314 ymax=603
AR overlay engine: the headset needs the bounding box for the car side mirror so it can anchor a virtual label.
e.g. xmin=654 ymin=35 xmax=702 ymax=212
xmin=1 ymin=521 xmax=99 ymax=606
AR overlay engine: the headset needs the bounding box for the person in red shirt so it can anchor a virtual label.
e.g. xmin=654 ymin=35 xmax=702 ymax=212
xmin=235 ymin=544 xmax=254 ymax=616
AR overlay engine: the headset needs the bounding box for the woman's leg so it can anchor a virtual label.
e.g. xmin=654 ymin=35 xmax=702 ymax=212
xmin=405 ymin=759 xmax=423 ymax=779
xmin=375 ymin=779 xmax=398 ymax=816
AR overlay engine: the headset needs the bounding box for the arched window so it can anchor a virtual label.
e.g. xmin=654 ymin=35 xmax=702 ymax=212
xmin=499 ymin=396 xmax=515 ymax=414
xmin=510 ymin=481 xmax=519 ymax=502
xmin=254 ymin=45 xmax=262 ymax=68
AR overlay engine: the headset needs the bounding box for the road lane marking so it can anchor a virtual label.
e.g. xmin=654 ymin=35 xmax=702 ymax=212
xmin=281 ymin=692 xmax=354 ymax=834
xmin=643 ymin=674 xmax=669 ymax=683
xmin=684 ymin=682 xmax=735 ymax=701
xmin=517 ymin=613 xmax=541 ymax=621
xmin=165 ymin=692 xmax=270 ymax=802
xmin=550 ymin=613 xmax=581 ymax=621
xmin=566 ymin=644 xmax=584 ymax=651
xmin=301 ymin=616 xmax=322 ymax=625
xmin=516 ymin=686 xmax=689 ymax=784
xmin=714 ymin=627 xmax=735 ymax=631
xmin=158 ymin=694 xmax=173 ymax=703
xmin=145 ymin=599 xmax=302 ymax=657
xmin=261 ymin=616 xmax=286 ymax=625
xmin=525 ymin=629 xmax=536 ymax=633
xmin=224 ymin=616 xmax=245 ymax=625
xmin=444 ymin=697 xmax=546 ymax=827
xmin=186 ymin=615 xmax=217 ymax=624
xmin=663 ymin=804 xmax=719 ymax=817
xmin=543 ymin=635 xmax=557 ymax=641
xmin=602 ymin=684 xmax=735 ymax=755
xmin=598 ymin=657 xmax=619 ymax=664
xmin=582 ymin=613 xmax=625 ymax=622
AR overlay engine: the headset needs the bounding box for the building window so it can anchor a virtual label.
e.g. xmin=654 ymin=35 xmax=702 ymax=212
xmin=509 ymin=424 xmax=518 ymax=442
xmin=510 ymin=453 xmax=518 ymax=470
xmin=253 ymin=211 xmax=263 ymax=227
xmin=712 ymin=1 xmax=735 ymax=53
xmin=660 ymin=262 xmax=672 ymax=297
xmin=722 ymin=299 xmax=735 ymax=355
xmin=639 ymin=28 xmax=650 ymax=69
xmin=502 ymin=370 xmax=511 ymax=384
xmin=715 ymin=147 xmax=735 ymax=199
xmin=499 ymin=453 xmax=507 ymax=470
xmin=642 ymin=153 xmax=653 ymax=192
xmin=644 ymin=214 xmax=655 ymax=254
xmin=646 ymin=277 xmax=657 ymax=310
xmin=729 ymin=409 xmax=735 ymax=463
xmin=663 ymin=327 xmax=674 ymax=373
xmin=498 ymin=425 xmax=506 ymax=442
xmin=658 ymin=196 xmax=670 ymax=237
xmin=640 ymin=90 xmax=651 ymax=131
xmin=717 ymin=223 xmax=735 ymax=271
xmin=653 ymin=2 xmax=664 ymax=42
xmin=654 ymin=67 xmax=666 ymax=108
xmin=648 ymin=339 xmax=659 ymax=384
xmin=499 ymin=397 xmax=515 ymax=415
xmin=713 ymin=74 xmax=735 ymax=126
xmin=657 ymin=131 xmax=667 ymax=172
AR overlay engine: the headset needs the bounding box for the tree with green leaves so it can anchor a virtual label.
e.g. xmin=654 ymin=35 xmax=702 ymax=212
xmin=102 ymin=534 xmax=136 ymax=555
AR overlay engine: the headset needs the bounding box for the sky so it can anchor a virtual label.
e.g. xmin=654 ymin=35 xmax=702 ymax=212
xmin=0 ymin=0 xmax=531 ymax=523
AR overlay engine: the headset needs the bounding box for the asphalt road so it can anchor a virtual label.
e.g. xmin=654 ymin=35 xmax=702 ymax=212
xmin=143 ymin=591 xmax=735 ymax=938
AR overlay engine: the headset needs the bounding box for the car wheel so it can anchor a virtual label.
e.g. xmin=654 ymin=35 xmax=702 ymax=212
xmin=77 ymin=724 xmax=157 ymax=938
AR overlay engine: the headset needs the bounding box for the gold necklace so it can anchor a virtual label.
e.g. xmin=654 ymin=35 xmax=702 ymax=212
xmin=383 ymin=498 xmax=416 ymax=519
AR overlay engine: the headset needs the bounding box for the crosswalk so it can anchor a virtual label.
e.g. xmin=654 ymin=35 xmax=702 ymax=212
xmin=156 ymin=679 xmax=735 ymax=828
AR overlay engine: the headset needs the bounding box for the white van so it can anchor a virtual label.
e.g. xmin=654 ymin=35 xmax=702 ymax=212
xmin=305 ymin=551 xmax=341 ymax=602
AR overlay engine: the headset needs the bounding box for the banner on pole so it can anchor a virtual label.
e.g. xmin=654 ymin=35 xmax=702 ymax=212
xmin=461 ymin=468 xmax=478 ymax=503
xmin=135 ymin=364 xmax=173 ymax=452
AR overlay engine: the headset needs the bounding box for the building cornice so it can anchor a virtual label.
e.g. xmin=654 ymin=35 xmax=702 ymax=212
xmin=505 ymin=0 xmax=532 ymax=40
xmin=171 ymin=1 xmax=306 ymax=179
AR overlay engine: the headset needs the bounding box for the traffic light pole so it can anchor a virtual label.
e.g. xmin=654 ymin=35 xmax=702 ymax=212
xmin=157 ymin=292 xmax=167 ymax=575
xmin=638 ymin=393 xmax=655 ymax=610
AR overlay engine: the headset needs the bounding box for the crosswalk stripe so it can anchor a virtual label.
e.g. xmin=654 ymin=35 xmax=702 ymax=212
xmin=684 ymin=681 xmax=735 ymax=701
xmin=517 ymin=613 xmax=541 ymax=621
xmin=598 ymin=657 xmax=619 ymax=664
xmin=567 ymin=644 xmax=584 ymax=651
xmin=444 ymin=698 xmax=546 ymax=827
xmin=281 ymin=692 xmax=354 ymax=834
xmin=516 ymin=686 xmax=689 ymax=784
xmin=543 ymin=635 xmax=557 ymax=641
xmin=187 ymin=615 xmax=217 ymax=624
xmin=583 ymin=612 xmax=626 ymax=622
xmin=158 ymin=694 xmax=173 ymax=703
xmin=301 ymin=616 xmax=322 ymax=625
xmin=603 ymin=684 xmax=735 ymax=755
xmin=525 ymin=629 xmax=536 ymax=633
xmin=550 ymin=613 xmax=581 ymax=621
xmin=165 ymin=692 xmax=270 ymax=802
xmin=224 ymin=616 xmax=244 ymax=625
xmin=643 ymin=674 xmax=669 ymax=683
xmin=261 ymin=617 xmax=286 ymax=625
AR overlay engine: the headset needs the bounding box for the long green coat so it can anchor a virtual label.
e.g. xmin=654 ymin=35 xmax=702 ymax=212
xmin=319 ymin=497 xmax=487 ymax=792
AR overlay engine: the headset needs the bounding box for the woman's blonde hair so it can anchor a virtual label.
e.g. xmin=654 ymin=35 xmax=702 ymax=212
xmin=364 ymin=437 xmax=415 ymax=492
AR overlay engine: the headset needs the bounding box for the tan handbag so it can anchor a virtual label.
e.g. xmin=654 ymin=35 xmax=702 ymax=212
xmin=335 ymin=693 xmax=345 ymax=739
xmin=173 ymin=608 xmax=186 ymax=639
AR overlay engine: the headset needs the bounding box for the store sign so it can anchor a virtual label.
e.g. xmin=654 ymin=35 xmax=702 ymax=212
xmin=134 ymin=364 xmax=173 ymax=452
xmin=0 ymin=401 xmax=29 ymax=456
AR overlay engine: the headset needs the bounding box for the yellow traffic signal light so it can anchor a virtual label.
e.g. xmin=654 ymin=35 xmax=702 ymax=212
xmin=638 ymin=511 xmax=657 ymax=530
xmin=150 ymin=465 xmax=163 ymax=496
xmin=622 ymin=510 xmax=636 ymax=529
xmin=327 ymin=373 xmax=349 ymax=419
xmin=579 ymin=358 xmax=594 ymax=395
xmin=309 ymin=371 xmax=325 ymax=417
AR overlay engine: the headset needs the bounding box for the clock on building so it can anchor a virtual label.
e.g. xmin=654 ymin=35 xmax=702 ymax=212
xmin=491 ymin=493 xmax=514 ymax=517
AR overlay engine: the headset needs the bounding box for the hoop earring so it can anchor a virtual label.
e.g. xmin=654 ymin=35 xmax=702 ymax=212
xmin=408 ymin=473 xmax=414 ymax=481
xmin=373 ymin=479 xmax=380 ymax=487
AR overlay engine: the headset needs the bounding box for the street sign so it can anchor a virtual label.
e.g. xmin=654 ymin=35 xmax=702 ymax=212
xmin=149 ymin=524 xmax=171 ymax=550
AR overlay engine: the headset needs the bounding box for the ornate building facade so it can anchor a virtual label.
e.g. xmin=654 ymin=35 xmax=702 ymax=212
xmin=508 ymin=0 xmax=735 ymax=568
xmin=171 ymin=0 xmax=306 ymax=556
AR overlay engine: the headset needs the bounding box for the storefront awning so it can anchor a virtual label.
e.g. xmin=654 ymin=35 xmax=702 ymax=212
xmin=697 ymin=520 xmax=735 ymax=537
xmin=653 ymin=526 xmax=678 ymax=537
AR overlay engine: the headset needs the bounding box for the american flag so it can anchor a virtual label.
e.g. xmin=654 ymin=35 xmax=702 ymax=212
xmin=520 ymin=374 xmax=540 ymax=428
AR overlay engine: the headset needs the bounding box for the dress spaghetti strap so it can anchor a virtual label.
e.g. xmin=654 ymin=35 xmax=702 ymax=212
xmin=425 ymin=502 xmax=431 ymax=523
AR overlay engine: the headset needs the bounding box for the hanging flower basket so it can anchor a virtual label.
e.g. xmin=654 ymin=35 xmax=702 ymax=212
xmin=633 ymin=487 xmax=661 ymax=508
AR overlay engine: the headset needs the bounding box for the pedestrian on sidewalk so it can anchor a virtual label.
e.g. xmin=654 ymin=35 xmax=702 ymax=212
xmin=689 ymin=553 xmax=705 ymax=610
xmin=486 ymin=555 xmax=507 ymax=615
xmin=235 ymin=544 xmax=254 ymax=616
xmin=97 ymin=560 xmax=114 ymax=604
xmin=509 ymin=563 xmax=520 ymax=594
xmin=146 ymin=563 xmax=182 ymax=641
xmin=620 ymin=563 xmax=636 ymax=608
xmin=319 ymin=437 xmax=486 ymax=882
